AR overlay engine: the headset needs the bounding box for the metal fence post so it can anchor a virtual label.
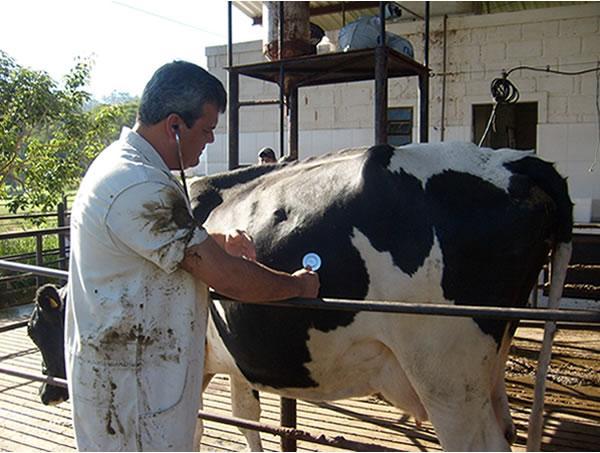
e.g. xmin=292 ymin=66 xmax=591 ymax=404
xmin=280 ymin=397 xmax=297 ymax=451
xmin=35 ymin=234 xmax=43 ymax=287
xmin=57 ymin=200 xmax=67 ymax=270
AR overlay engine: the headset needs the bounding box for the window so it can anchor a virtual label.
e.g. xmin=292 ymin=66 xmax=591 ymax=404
xmin=472 ymin=102 xmax=537 ymax=150
xmin=387 ymin=107 xmax=413 ymax=146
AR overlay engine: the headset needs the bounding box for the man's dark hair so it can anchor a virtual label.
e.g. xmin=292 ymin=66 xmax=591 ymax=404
xmin=138 ymin=61 xmax=227 ymax=128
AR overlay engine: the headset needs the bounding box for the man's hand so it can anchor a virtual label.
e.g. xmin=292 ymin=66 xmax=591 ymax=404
xmin=224 ymin=229 xmax=257 ymax=261
xmin=291 ymin=268 xmax=320 ymax=298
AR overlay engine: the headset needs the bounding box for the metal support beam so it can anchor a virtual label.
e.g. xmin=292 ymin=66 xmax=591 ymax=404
xmin=280 ymin=397 xmax=297 ymax=451
xmin=227 ymin=1 xmax=239 ymax=170
xmin=418 ymin=74 xmax=429 ymax=143
xmin=228 ymin=70 xmax=239 ymax=170
xmin=374 ymin=1 xmax=388 ymax=145
xmin=440 ymin=14 xmax=448 ymax=141
xmin=251 ymin=2 xmax=380 ymax=25
xmin=288 ymin=86 xmax=298 ymax=160
xmin=278 ymin=2 xmax=285 ymax=159
xmin=239 ymin=99 xmax=280 ymax=107
xmin=419 ymin=1 xmax=430 ymax=142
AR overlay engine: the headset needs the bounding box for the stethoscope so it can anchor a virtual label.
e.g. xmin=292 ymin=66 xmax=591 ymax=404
xmin=173 ymin=125 xmax=190 ymax=202
xmin=175 ymin=123 xmax=322 ymax=273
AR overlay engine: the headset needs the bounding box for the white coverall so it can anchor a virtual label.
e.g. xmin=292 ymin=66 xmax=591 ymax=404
xmin=65 ymin=128 xmax=208 ymax=451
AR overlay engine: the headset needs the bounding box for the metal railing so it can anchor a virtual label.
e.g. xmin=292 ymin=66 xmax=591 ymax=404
xmin=0 ymin=227 xmax=69 ymax=290
xmin=1 ymin=260 xmax=598 ymax=324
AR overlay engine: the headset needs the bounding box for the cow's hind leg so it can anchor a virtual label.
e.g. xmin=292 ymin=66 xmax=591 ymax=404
xmin=231 ymin=376 xmax=263 ymax=451
xmin=492 ymin=373 xmax=515 ymax=445
xmin=371 ymin=348 xmax=428 ymax=426
xmin=393 ymin=319 xmax=511 ymax=451
xmin=492 ymin=323 xmax=518 ymax=445
xmin=424 ymin=390 xmax=509 ymax=451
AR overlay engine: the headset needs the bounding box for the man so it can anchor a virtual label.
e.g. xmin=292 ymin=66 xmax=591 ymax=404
xmin=65 ymin=61 xmax=319 ymax=451
xmin=257 ymin=146 xmax=277 ymax=164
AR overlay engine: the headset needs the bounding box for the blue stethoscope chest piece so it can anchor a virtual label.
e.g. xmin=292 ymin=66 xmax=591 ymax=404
xmin=302 ymin=253 xmax=322 ymax=271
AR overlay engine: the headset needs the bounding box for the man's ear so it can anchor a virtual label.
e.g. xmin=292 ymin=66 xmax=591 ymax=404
xmin=166 ymin=113 xmax=182 ymax=140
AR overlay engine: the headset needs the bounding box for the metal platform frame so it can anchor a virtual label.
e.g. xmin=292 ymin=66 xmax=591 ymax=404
xmin=226 ymin=1 xmax=430 ymax=169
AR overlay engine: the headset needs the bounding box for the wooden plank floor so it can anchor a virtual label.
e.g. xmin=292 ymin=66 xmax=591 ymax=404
xmin=1 ymin=313 xmax=598 ymax=451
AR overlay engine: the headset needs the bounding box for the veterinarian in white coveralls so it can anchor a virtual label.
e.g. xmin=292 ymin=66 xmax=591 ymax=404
xmin=65 ymin=61 xmax=319 ymax=451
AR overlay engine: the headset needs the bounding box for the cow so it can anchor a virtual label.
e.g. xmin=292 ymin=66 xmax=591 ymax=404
xmin=27 ymin=283 xmax=69 ymax=405
xmin=28 ymin=142 xmax=572 ymax=451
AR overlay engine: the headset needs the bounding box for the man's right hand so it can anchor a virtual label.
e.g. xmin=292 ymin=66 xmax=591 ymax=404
xmin=292 ymin=269 xmax=320 ymax=298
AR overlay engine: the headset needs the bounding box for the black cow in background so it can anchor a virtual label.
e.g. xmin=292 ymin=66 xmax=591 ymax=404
xmin=27 ymin=284 xmax=69 ymax=405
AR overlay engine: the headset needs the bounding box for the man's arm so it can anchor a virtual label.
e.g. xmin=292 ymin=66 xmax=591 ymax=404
xmin=180 ymin=236 xmax=319 ymax=302
xmin=208 ymin=229 xmax=257 ymax=261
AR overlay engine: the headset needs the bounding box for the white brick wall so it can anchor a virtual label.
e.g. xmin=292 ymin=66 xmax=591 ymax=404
xmin=205 ymin=4 xmax=600 ymax=218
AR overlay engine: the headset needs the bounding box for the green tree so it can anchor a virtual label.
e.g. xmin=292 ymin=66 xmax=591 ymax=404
xmin=0 ymin=51 xmax=138 ymax=213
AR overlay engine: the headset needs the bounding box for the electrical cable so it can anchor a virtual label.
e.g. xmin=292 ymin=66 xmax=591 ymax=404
xmin=590 ymin=61 xmax=600 ymax=173
xmin=506 ymin=65 xmax=600 ymax=77
xmin=478 ymin=64 xmax=600 ymax=148
xmin=478 ymin=76 xmax=520 ymax=146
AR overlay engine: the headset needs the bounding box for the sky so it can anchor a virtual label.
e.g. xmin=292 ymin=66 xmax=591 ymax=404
xmin=1 ymin=0 xmax=263 ymax=100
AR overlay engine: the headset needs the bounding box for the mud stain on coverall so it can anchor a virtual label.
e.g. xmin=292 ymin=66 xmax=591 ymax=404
xmin=138 ymin=186 xmax=199 ymax=263
xmin=139 ymin=187 xmax=196 ymax=234
xmin=98 ymin=186 xmax=192 ymax=441
xmin=106 ymin=381 xmax=124 ymax=435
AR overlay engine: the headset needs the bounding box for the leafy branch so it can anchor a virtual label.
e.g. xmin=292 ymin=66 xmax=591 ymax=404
xmin=0 ymin=51 xmax=138 ymax=213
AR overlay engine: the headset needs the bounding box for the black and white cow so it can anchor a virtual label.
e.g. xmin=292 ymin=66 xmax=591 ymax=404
xmin=29 ymin=142 xmax=572 ymax=451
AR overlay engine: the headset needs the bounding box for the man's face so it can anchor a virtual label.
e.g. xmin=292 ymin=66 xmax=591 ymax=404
xmin=181 ymin=102 xmax=219 ymax=168
xmin=259 ymin=156 xmax=277 ymax=165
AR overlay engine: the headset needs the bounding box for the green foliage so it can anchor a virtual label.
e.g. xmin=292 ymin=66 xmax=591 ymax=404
xmin=0 ymin=235 xmax=59 ymax=260
xmin=0 ymin=50 xmax=139 ymax=213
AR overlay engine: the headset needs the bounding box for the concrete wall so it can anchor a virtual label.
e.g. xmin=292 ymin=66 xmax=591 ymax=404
xmin=201 ymin=3 xmax=600 ymax=220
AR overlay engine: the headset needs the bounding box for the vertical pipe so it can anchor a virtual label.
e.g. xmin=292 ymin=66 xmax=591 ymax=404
xmin=35 ymin=234 xmax=43 ymax=287
xmin=280 ymin=397 xmax=297 ymax=451
xmin=279 ymin=1 xmax=285 ymax=158
xmin=227 ymin=1 xmax=239 ymax=170
xmin=424 ymin=1 xmax=430 ymax=68
xmin=288 ymin=85 xmax=299 ymax=160
xmin=57 ymin=200 xmax=66 ymax=271
xmin=228 ymin=1 xmax=233 ymax=69
xmin=277 ymin=7 xmax=296 ymax=446
xmin=419 ymin=1 xmax=430 ymax=142
xmin=375 ymin=1 xmax=388 ymax=145
xmin=440 ymin=14 xmax=448 ymax=141
xmin=228 ymin=70 xmax=240 ymax=170
xmin=342 ymin=2 xmax=346 ymax=27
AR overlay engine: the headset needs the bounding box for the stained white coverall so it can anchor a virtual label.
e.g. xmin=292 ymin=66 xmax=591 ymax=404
xmin=66 ymin=128 xmax=208 ymax=451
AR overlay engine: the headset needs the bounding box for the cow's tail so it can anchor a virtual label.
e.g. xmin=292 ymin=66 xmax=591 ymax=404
xmin=504 ymin=155 xmax=573 ymax=451
xmin=527 ymin=240 xmax=572 ymax=451
xmin=515 ymin=160 xmax=573 ymax=451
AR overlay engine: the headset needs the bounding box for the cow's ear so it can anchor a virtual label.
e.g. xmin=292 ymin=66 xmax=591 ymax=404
xmin=35 ymin=284 xmax=63 ymax=311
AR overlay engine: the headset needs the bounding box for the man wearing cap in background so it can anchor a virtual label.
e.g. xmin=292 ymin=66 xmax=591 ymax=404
xmin=257 ymin=146 xmax=277 ymax=164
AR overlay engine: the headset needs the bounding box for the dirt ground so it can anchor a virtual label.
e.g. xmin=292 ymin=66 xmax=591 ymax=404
xmin=505 ymin=324 xmax=600 ymax=451
xmin=508 ymin=326 xmax=600 ymax=403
